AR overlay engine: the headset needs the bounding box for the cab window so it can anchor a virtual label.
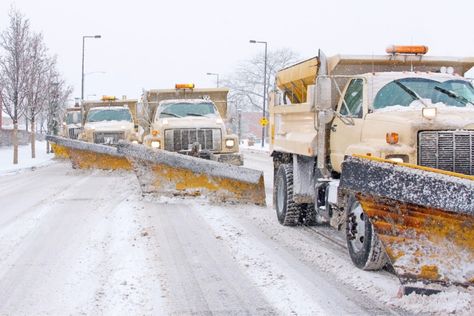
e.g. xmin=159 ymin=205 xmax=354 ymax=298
xmin=340 ymin=79 xmax=363 ymax=117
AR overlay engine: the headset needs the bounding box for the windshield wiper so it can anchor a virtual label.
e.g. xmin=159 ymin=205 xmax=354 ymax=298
xmin=186 ymin=113 xmax=204 ymax=117
xmin=394 ymin=80 xmax=429 ymax=107
xmin=160 ymin=111 xmax=181 ymax=118
xmin=434 ymin=86 xmax=474 ymax=106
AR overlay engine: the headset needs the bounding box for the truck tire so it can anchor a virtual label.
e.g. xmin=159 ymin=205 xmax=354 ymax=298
xmin=346 ymin=195 xmax=388 ymax=270
xmin=275 ymin=164 xmax=301 ymax=226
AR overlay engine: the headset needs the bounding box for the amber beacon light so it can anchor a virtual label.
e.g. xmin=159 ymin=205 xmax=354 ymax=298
xmin=175 ymin=83 xmax=195 ymax=89
xmin=386 ymin=45 xmax=428 ymax=55
xmin=386 ymin=132 xmax=399 ymax=145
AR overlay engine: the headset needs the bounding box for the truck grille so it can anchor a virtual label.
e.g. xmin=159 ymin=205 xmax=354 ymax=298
xmin=68 ymin=128 xmax=81 ymax=139
xmin=93 ymin=132 xmax=125 ymax=145
xmin=418 ymin=130 xmax=474 ymax=175
xmin=164 ymin=128 xmax=221 ymax=152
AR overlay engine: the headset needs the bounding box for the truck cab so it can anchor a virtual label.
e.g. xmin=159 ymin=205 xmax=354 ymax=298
xmin=141 ymin=85 xmax=242 ymax=165
xmin=78 ymin=96 xmax=141 ymax=145
xmin=330 ymin=72 xmax=474 ymax=174
xmin=62 ymin=107 xmax=82 ymax=139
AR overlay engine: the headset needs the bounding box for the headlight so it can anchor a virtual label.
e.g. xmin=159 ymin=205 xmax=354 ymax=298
xmin=151 ymin=140 xmax=161 ymax=148
xmin=132 ymin=140 xmax=139 ymax=144
xmin=225 ymin=139 xmax=235 ymax=148
xmin=387 ymin=157 xmax=404 ymax=163
xmin=422 ymin=107 xmax=437 ymax=120
xmin=386 ymin=154 xmax=408 ymax=164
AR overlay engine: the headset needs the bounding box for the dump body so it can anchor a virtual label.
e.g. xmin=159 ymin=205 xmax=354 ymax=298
xmin=141 ymin=88 xmax=242 ymax=165
xmin=78 ymin=98 xmax=141 ymax=145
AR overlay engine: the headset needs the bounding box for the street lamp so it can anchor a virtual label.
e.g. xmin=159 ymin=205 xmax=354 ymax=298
xmin=206 ymin=72 xmax=220 ymax=88
xmin=81 ymin=34 xmax=101 ymax=125
xmin=249 ymin=39 xmax=268 ymax=147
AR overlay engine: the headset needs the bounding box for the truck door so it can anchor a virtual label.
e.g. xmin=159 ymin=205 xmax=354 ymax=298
xmin=329 ymin=78 xmax=365 ymax=171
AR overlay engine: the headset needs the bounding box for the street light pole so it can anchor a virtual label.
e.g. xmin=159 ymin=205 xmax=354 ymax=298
xmin=249 ymin=40 xmax=268 ymax=147
xmin=206 ymin=72 xmax=220 ymax=88
xmin=81 ymin=34 xmax=101 ymax=126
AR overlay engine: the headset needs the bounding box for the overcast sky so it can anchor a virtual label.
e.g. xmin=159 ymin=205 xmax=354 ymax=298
xmin=1 ymin=0 xmax=473 ymax=102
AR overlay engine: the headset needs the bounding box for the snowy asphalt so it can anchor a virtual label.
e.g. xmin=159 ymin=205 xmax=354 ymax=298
xmin=0 ymin=149 xmax=472 ymax=315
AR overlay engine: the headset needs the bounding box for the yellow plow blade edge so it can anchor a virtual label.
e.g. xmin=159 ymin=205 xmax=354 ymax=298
xmin=47 ymin=136 xmax=131 ymax=170
xmin=50 ymin=142 xmax=70 ymax=159
xmin=340 ymin=155 xmax=474 ymax=287
xmin=46 ymin=136 xmax=266 ymax=205
xmin=119 ymin=143 xmax=266 ymax=205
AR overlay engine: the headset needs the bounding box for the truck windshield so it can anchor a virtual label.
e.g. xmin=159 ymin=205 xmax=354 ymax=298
xmin=86 ymin=108 xmax=132 ymax=122
xmin=66 ymin=111 xmax=82 ymax=124
xmin=373 ymin=78 xmax=474 ymax=109
xmin=158 ymin=102 xmax=217 ymax=119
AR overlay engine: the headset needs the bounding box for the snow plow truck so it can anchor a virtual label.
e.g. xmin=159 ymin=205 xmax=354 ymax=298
xmin=269 ymin=45 xmax=474 ymax=292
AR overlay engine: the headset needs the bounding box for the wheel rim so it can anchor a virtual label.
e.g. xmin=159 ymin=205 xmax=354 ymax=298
xmin=349 ymin=202 xmax=366 ymax=253
xmin=276 ymin=175 xmax=285 ymax=216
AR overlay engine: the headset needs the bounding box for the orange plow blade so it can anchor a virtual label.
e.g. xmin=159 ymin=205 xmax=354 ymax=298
xmin=340 ymin=155 xmax=474 ymax=288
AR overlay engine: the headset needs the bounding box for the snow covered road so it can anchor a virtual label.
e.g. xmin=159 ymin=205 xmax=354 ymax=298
xmin=0 ymin=150 xmax=472 ymax=315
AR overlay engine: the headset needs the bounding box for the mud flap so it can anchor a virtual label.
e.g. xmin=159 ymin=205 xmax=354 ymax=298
xmin=339 ymin=155 xmax=474 ymax=288
xmin=118 ymin=143 xmax=266 ymax=205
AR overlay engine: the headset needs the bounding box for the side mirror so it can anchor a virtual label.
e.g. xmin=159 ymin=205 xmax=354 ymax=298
xmin=315 ymin=76 xmax=332 ymax=110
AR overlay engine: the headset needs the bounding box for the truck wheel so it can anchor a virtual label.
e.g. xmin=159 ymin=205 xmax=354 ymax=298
xmin=275 ymin=164 xmax=301 ymax=226
xmin=346 ymin=195 xmax=388 ymax=270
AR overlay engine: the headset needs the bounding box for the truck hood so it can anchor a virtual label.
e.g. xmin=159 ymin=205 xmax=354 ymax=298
xmin=366 ymin=106 xmax=474 ymax=130
xmin=153 ymin=117 xmax=225 ymax=130
xmin=84 ymin=121 xmax=134 ymax=132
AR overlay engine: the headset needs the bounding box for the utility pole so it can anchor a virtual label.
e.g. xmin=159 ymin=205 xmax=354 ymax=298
xmin=81 ymin=35 xmax=101 ymax=126
xmin=249 ymin=40 xmax=268 ymax=147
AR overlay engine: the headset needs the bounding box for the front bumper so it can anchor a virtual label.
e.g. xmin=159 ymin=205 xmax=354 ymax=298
xmin=210 ymin=153 xmax=243 ymax=166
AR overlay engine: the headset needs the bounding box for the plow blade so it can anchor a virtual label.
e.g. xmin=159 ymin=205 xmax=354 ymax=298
xmin=46 ymin=136 xmax=266 ymax=205
xmin=46 ymin=136 xmax=132 ymax=170
xmin=340 ymin=155 xmax=474 ymax=288
xmin=118 ymin=143 xmax=266 ymax=205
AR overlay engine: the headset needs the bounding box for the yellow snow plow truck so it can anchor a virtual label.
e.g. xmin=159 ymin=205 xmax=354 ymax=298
xmin=269 ymin=45 xmax=474 ymax=293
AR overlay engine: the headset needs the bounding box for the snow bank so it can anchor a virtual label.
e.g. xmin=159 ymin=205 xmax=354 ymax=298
xmin=0 ymin=141 xmax=55 ymax=175
xmin=240 ymin=139 xmax=270 ymax=153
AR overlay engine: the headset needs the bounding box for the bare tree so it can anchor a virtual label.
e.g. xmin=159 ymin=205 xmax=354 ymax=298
xmin=44 ymin=66 xmax=72 ymax=153
xmin=0 ymin=9 xmax=32 ymax=164
xmin=25 ymin=33 xmax=50 ymax=158
xmin=222 ymin=48 xmax=299 ymax=114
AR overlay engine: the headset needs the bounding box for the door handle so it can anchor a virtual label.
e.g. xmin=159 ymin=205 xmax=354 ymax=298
xmin=331 ymin=124 xmax=337 ymax=132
